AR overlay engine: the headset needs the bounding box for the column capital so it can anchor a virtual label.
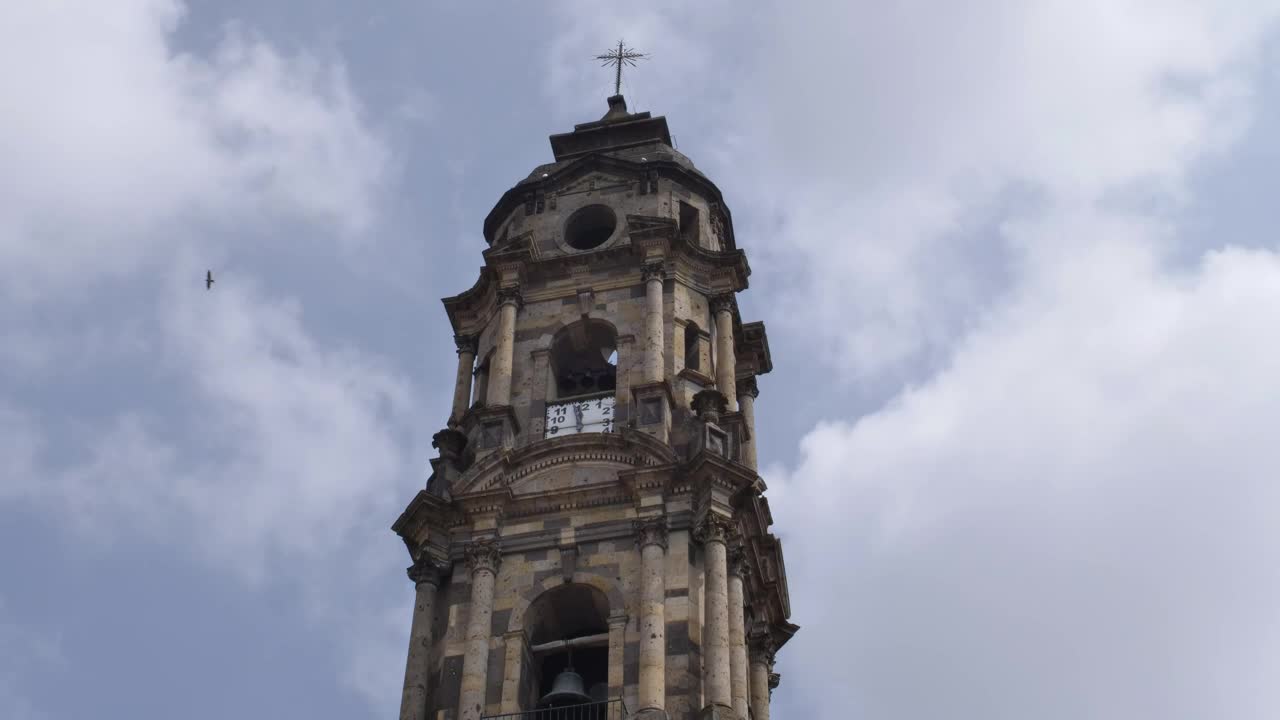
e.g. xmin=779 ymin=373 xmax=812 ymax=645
xmin=641 ymin=259 xmax=666 ymax=283
xmin=464 ymin=538 xmax=502 ymax=576
xmin=407 ymin=557 xmax=443 ymax=588
xmin=495 ymin=285 xmax=523 ymax=310
xmin=454 ymin=334 xmax=478 ymax=355
xmin=728 ymin=545 xmax=750 ymax=580
xmin=633 ymin=516 xmax=669 ymax=551
xmin=710 ymin=293 xmax=736 ymax=315
xmin=735 ymin=376 xmax=759 ymax=399
xmin=748 ymin=626 xmax=776 ymax=666
xmin=694 ymin=514 xmax=737 ymax=546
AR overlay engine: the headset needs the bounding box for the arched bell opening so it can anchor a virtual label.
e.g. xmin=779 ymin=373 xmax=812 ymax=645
xmin=544 ymin=320 xmax=618 ymax=438
xmin=523 ymin=583 xmax=613 ymax=715
xmin=550 ymin=320 xmax=618 ymax=399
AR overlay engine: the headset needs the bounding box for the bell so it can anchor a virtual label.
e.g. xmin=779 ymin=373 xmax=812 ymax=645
xmin=539 ymin=666 xmax=593 ymax=708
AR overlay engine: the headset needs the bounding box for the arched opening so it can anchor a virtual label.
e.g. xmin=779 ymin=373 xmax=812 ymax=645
xmin=523 ymin=584 xmax=612 ymax=713
xmin=564 ymin=204 xmax=617 ymax=250
xmin=472 ymin=352 xmax=491 ymax=408
xmin=684 ymin=321 xmax=702 ymax=372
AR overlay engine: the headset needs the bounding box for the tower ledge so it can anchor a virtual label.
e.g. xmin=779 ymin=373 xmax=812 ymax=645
xmin=549 ymin=95 xmax=673 ymax=161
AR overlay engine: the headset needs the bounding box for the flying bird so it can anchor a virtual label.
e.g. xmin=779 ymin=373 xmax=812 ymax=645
xmin=206 ymin=270 xmax=214 ymax=290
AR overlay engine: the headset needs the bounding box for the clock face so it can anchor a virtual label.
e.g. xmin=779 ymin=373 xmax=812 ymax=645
xmin=545 ymin=394 xmax=615 ymax=437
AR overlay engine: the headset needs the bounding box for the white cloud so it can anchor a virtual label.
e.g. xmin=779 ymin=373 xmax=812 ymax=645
xmin=744 ymin=0 xmax=1280 ymax=377
xmin=0 ymin=2 xmax=409 ymax=714
xmin=767 ymin=230 xmax=1280 ymax=719
xmin=547 ymin=2 xmax=1280 ymax=718
xmin=0 ymin=0 xmax=388 ymax=304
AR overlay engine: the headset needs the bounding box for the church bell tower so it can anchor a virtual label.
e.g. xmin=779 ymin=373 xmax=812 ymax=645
xmin=393 ymin=92 xmax=798 ymax=720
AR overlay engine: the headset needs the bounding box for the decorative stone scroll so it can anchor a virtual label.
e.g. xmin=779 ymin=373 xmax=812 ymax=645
xmin=464 ymin=538 xmax=502 ymax=576
xmin=633 ymin=516 xmax=669 ymax=551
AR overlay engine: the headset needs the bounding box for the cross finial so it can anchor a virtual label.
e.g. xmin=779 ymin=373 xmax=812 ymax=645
xmin=595 ymin=40 xmax=647 ymax=96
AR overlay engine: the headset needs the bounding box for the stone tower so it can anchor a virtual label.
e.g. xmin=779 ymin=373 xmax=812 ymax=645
xmin=393 ymin=95 xmax=797 ymax=720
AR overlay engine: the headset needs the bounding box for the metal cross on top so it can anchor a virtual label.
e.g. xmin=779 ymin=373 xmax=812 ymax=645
xmin=596 ymin=40 xmax=647 ymax=96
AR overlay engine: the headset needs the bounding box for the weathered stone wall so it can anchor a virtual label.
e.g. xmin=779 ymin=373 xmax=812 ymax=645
xmin=424 ymin=489 xmax=718 ymax=719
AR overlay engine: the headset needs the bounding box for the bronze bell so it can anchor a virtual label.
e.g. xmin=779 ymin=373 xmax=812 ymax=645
xmin=539 ymin=666 xmax=592 ymax=708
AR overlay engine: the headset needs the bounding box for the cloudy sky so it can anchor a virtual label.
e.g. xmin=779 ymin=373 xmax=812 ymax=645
xmin=3 ymin=1 xmax=1280 ymax=718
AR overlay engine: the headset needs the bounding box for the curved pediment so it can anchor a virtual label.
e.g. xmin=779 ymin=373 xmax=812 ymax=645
xmin=453 ymin=429 xmax=677 ymax=499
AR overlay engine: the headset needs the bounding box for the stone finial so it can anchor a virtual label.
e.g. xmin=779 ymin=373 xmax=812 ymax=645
xmin=464 ymin=538 xmax=502 ymax=576
xmin=432 ymin=428 xmax=468 ymax=460
xmin=691 ymin=388 xmax=728 ymax=424
xmin=454 ymin=334 xmax=478 ymax=355
xmin=633 ymin=516 xmax=669 ymax=551
xmin=495 ymin=285 xmax=524 ymax=310
xmin=694 ymin=514 xmax=736 ymax=546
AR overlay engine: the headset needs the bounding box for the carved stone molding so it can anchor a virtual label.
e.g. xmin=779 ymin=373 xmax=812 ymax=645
xmin=633 ymin=516 xmax=669 ymax=551
xmin=454 ymin=334 xmax=478 ymax=355
xmin=641 ymin=260 xmax=666 ymax=283
xmin=407 ymin=557 xmax=442 ymax=588
xmin=735 ymin=376 xmax=759 ymax=400
xmin=709 ymin=293 xmax=736 ymax=316
xmin=464 ymin=538 xmax=502 ymax=576
xmin=495 ymin=285 xmax=524 ymax=310
xmin=768 ymin=672 xmax=780 ymax=697
xmin=694 ymin=514 xmax=736 ymax=547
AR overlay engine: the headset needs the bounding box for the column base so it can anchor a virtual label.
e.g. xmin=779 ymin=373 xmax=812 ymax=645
xmin=696 ymin=703 xmax=735 ymax=720
xmin=633 ymin=709 xmax=670 ymax=720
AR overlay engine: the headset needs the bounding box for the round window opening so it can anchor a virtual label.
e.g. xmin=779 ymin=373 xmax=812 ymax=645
xmin=564 ymin=205 xmax=617 ymax=250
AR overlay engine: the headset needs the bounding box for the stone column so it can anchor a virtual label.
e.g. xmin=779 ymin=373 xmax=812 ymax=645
xmin=486 ymin=287 xmax=522 ymax=407
xmin=735 ymin=378 xmax=759 ymax=471
xmin=634 ymin=517 xmax=669 ymax=717
xmin=748 ymin=628 xmax=775 ymax=720
xmin=727 ymin=549 xmax=749 ymax=720
xmin=399 ymin=558 xmax=442 ymax=720
xmin=459 ymin=539 xmax=501 ymax=720
xmin=499 ymin=631 xmax=525 ymax=714
xmin=696 ymin=515 xmax=735 ymax=717
xmin=452 ymin=335 xmax=477 ymax=424
xmin=607 ymin=612 xmax=629 ymax=701
xmin=642 ymin=261 xmax=665 ymax=384
xmin=711 ymin=295 xmax=737 ymax=412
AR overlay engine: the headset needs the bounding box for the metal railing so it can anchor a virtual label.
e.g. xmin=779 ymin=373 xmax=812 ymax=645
xmin=481 ymin=698 xmax=628 ymax=720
